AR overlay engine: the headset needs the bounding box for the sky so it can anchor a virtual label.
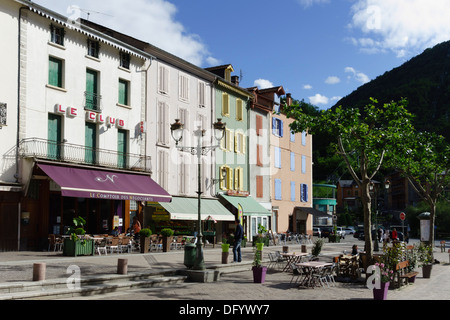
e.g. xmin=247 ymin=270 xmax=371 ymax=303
xmin=35 ymin=0 xmax=450 ymax=110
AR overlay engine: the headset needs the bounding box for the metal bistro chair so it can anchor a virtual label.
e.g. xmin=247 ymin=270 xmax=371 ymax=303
xmin=107 ymin=237 xmax=120 ymax=254
xmin=96 ymin=238 xmax=108 ymax=255
xmin=120 ymin=237 xmax=132 ymax=253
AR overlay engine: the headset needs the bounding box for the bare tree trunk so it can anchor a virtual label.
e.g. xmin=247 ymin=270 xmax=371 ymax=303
xmin=361 ymin=180 xmax=373 ymax=262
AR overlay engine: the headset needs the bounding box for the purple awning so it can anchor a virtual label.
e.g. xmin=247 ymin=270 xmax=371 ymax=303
xmin=38 ymin=164 xmax=171 ymax=202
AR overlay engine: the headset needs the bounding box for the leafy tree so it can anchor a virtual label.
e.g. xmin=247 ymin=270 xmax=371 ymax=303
xmin=388 ymin=131 xmax=450 ymax=245
xmin=285 ymin=98 xmax=415 ymax=261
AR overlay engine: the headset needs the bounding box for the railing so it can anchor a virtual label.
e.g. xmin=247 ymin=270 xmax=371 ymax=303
xmin=19 ymin=138 xmax=151 ymax=173
xmin=84 ymin=91 xmax=102 ymax=111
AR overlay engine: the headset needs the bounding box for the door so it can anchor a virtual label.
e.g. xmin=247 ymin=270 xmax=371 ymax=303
xmin=48 ymin=114 xmax=62 ymax=160
xmin=85 ymin=122 xmax=97 ymax=164
xmin=117 ymin=129 xmax=127 ymax=168
xmin=86 ymin=69 xmax=98 ymax=110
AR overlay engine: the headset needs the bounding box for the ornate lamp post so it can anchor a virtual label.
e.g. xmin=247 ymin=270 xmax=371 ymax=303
xmin=170 ymin=118 xmax=226 ymax=270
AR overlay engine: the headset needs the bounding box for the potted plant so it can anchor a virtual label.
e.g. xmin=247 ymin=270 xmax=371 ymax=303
xmin=371 ymin=262 xmax=394 ymax=300
xmin=405 ymin=244 xmax=419 ymax=282
xmin=418 ymin=242 xmax=433 ymax=278
xmin=311 ymin=238 xmax=324 ymax=261
xmin=161 ymin=228 xmax=174 ymax=252
xmin=252 ymin=245 xmax=267 ymax=283
xmin=63 ymin=217 xmax=94 ymax=257
xmin=139 ymin=228 xmax=152 ymax=253
xmin=221 ymin=239 xmax=230 ymax=264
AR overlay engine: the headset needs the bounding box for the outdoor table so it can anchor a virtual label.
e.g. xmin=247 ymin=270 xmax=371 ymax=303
xmin=281 ymin=252 xmax=309 ymax=272
xmin=296 ymin=261 xmax=333 ymax=288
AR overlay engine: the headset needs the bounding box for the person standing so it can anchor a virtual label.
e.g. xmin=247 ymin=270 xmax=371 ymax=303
xmin=391 ymin=228 xmax=398 ymax=241
xmin=233 ymin=219 xmax=244 ymax=263
xmin=132 ymin=216 xmax=141 ymax=242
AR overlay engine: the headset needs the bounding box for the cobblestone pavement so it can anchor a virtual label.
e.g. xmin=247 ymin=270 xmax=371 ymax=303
xmin=1 ymin=238 xmax=449 ymax=301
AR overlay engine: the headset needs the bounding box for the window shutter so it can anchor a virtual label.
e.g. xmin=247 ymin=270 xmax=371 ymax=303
xmin=280 ymin=120 xmax=284 ymax=137
xmin=291 ymin=182 xmax=296 ymax=201
xmin=257 ymin=144 xmax=262 ymax=167
xmin=272 ymin=118 xmax=277 ymax=135
xmin=275 ymin=147 xmax=281 ymax=168
xmin=222 ymin=93 xmax=229 ymax=116
xmin=239 ymin=167 xmax=244 ymax=191
xmin=302 ymin=155 xmax=306 ymax=174
xmin=227 ymin=167 xmax=233 ymax=190
xmin=256 ymin=115 xmax=263 ymax=136
xmin=256 ymin=176 xmax=263 ymax=198
xmin=198 ymin=82 xmax=205 ymax=107
xmin=290 ymin=152 xmax=295 ymax=171
xmin=275 ymin=179 xmax=282 ymax=200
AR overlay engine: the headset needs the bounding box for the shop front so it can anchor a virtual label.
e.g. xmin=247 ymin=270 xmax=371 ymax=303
xmin=145 ymin=197 xmax=236 ymax=243
xmin=20 ymin=162 xmax=171 ymax=250
xmin=219 ymin=194 xmax=272 ymax=241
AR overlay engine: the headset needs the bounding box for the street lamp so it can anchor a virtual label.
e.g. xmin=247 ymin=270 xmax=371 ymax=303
xmin=170 ymin=118 xmax=226 ymax=270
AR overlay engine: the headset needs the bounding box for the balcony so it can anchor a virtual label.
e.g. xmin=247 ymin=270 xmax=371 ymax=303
xmin=19 ymin=138 xmax=151 ymax=173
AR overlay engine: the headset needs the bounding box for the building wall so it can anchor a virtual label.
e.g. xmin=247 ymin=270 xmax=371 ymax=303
xmin=270 ymin=112 xmax=313 ymax=234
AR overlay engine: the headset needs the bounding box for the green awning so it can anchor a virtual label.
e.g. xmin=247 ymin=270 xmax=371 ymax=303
xmin=220 ymin=194 xmax=271 ymax=216
xmin=159 ymin=197 xmax=235 ymax=221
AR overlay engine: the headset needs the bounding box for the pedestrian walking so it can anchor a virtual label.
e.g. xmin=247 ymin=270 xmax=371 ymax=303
xmin=233 ymin=219 xmax=244 ymax=263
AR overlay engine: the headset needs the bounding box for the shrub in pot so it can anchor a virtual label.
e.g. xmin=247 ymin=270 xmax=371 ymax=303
xmin=418 ymin=242 xmax=433 ymax=278
xmin=63 ymin=217 xmax=94 ymax=257
xmin=161 ymin=228 xmax=174 ymax=252
xmin=139 ymin=228 xmax=152 ymax=253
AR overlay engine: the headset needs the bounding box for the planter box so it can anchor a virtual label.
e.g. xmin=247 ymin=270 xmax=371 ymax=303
xmin=162 ymin=236 xmax=173 ymax=252
xmin=63 ymin=238 xmax=94 ymax=257
xmin=140 ymin=237 xmax=150 ymax=253
xmin=422 ymin=264 xmax=432 ymax=278
xmin=252 ymin=266 xmax=267 ymax=283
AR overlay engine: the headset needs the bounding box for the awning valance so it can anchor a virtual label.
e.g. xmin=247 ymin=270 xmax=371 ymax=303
xmin=159 ymin=197 xmax=235 ymax=221
xmin=38 ymin=164 xmax=171 ymax=202
xmin=220 ymin=194 xmax=271 ymax=216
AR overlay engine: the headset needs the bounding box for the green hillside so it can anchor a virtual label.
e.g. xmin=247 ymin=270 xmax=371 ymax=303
xmin=333 ymin=40 xmax=450 ymax=140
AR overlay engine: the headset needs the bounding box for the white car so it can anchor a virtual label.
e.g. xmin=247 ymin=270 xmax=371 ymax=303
xmin=336 ymin=227 xmax=346 ymax=239
xmin=344 ymin=227 xmax=355 ymax=235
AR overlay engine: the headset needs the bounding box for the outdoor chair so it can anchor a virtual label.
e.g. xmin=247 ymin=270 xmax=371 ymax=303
xmin=96 ymin=239 xmax=108 ymax=255
xmin=107 ymin=237 xmax=120 ymax=254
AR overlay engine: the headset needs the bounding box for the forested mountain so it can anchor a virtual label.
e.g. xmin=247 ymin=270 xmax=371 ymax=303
xmin=333 ymin=40 xmax=450 ymax=141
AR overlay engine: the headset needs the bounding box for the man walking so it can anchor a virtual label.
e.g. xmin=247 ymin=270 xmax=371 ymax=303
xmin=233 ymin=219 xmax=244 ymax=263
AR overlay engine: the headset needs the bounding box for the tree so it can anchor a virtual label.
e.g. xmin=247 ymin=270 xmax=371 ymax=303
xmin=285 ymin=98 xmax=415 ymax=261
xmin=389 ymin=131 xmax=450 ymax=246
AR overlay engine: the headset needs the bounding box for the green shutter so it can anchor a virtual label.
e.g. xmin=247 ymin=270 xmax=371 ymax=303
xmin=86 ymin=69 xmax=98 ymax=110
xmin=49 ymin=57 xmax=62 ymax=88
xmin=118 ymin=129 xmax=127 ymax=168
xmin=118 ymin=79 xmax=128 ymax=105
xmin=48 ymin=114 xmax=61 ymax=159
xmin=85 ymin=122 xmax=97 ymax=164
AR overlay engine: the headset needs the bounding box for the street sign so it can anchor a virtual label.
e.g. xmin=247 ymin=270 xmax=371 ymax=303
xmin=400 ymin=212 xmax=406 ymax=221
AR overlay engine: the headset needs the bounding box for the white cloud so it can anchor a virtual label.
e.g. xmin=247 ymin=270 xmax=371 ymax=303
xmin=297 ymin=0 xmax=330 ymax=9
xmin=345 ymin=66 xmax=370 ymax=84
xmin=303 ymin=84 xmax=313 ymax=90
xmin=325 ymin=76 xmax=341 ymax=85
xmin=35 ymin=0 xmax=216 ymax=66
xmin=309 ymin=94 xmax=329 ymax=105
xmin=254 ymin=79 xmax=274 ymax=89
xmin=349 ymin=0 xmax=450 ymax=57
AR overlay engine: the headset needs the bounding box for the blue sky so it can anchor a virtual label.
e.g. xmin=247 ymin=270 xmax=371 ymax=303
xmin=36 ymin=0 xmax=450 ymax=109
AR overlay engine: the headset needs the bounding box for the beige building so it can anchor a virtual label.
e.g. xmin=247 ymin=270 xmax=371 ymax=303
xmin=270 ymin=95 xmax=313 ymax=235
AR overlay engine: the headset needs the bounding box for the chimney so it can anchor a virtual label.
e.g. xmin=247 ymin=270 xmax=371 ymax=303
xmin=231 ymin=75 xmax=239 ymax=86
xmin=286 ymin=93 xmax=292 ymax=107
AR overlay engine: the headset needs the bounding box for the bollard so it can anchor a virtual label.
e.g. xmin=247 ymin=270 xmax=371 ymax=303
xmin=33 ymin=263 xmax=46 ymax=281
xmin=117 ymin=258 xmax=128 ymax=275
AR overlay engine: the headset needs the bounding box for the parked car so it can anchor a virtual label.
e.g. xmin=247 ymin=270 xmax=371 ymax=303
xmin=336 ymin=227 xmax=346 ymax=239
xmin=344 ymin=227 xmax=355 ymax=235
xmin=313 ymin=227 xmax=321 ymax=238
xmin=320 ymin=226 xmax=333 ymax=238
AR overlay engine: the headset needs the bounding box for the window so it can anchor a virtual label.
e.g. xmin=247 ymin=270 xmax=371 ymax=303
xmin=234 ymin=131 xmax=245 ymax=154
xmin=272 ymin=117 xmax=283 ymax=137
xmin=290 ymin=130 xmax=295 ymax=142
xmin=87 ymin=39 xmax=100 ymax=58
xmin=118 ymin=79 xmax=129 ymax=106
xmin=198 ymin=82 xmax=206 ymax=108
xmin=158 ymin=150 xmax=169 ymax=190
xmin=220 ymin=166 xmax=234 ymax=190
xmin=158 ymin=65 xmax=169 ymax=94
xmin=221 ymin=128 xmax=233 ymax=152
xmin=256 ymin=176 xmax=263 ymax=198
xmin=274 ymin=179 xmax=282 ymax=200
xmin=85 ymin=69 xmax=100 ymax=111
xmin=236 ymin=99 xmax=243 ymax=121
xmin=0 ymin=103 xmax=6 ymax=127
xmin=234 ymin=167 xmax=244 ymax=191
xmin=179 ymin=74 xmax=189 ymax=101
xmin=222 ymin=93 xmax=230 ymax=116
xmin=50 ymin=24 xmax=65 ymax=46
xmin=48 ymin=114 xmax=62 ymax=160
xmin=290 ymin=152 xmax=295 ymax=171
xmin=300 ymin=184 xmax=309 ymax=202
xmin=256 ymin=144 xmax=263 ymax=167
xmin=178 ymin=154 xmax=189 ymax=195
xmin=157 ymin=101 xmax=170 ymax=145
xmin=302 ymin=155 xmax=307 ymax=174
xmin=48 ymin=57 xmax=63 ymax=88
xmin=274 ymin=147 xmax=281 ymax=168
xmin=118 ymin=129 xmax=128 ymax=168
xmin=291 ymin=182 xmax=296 ymax=201
xmin=302 ymin=131 xmax=307 ymax=146
xmin=85 ymin=122 xmax=97 ymax=164
xmin=256 ymin=115 xmax=263 ymax=136
xmin=120 ymin=52 xmax=130 ymax=69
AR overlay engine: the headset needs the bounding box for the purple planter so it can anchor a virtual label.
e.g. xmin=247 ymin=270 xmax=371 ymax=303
xmin=252 ymin=266 xmax=267 ymax=283
xmin=373 ymin=282 xmax=390 ymax=300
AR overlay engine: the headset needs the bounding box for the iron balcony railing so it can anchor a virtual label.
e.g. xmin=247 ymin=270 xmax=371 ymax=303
xmin=19 ymin=138 xmax=151 ymax=173
xmin=84 ymin=91 xmax=102 ymax=111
